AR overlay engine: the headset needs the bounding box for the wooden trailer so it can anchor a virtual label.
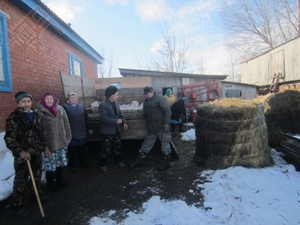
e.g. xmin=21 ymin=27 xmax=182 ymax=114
xmin=60 ymin=72 xmax=150 ymax=140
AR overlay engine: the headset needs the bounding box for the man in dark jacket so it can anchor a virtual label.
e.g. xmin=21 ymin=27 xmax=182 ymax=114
xmin=4 ymin=91 xmax=50 ymax=218
xmin=98 ymin=86 xmax=128 ymax=172
xmin=64 ymin=92 xmax=91 ymax=173
xmin=170 ymin=97 xmax=188 ymax=132
xmin=130 ymin=86 xmax=171 ymax=171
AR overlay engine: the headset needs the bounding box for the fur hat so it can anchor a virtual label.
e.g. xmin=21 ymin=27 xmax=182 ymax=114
xmin=105 ymin=86 xmax=118 ymax=98
xmin=143 ymin=86 xmax=154 ymax=94
xmin=15 ymin=91 xmax=32 ymax=103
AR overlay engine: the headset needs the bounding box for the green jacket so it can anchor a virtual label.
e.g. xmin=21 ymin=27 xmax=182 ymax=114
xmin=143 ymin=93 xmax=170 ymax=134
xmin=4 ymin=107 xmax=48 ymax=157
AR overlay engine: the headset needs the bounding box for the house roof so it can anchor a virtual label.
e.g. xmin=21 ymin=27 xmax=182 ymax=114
xmin=10 ymin=0 xmax=104 ymax=64
xmin=119 ymin=68 xmax=228 ymax=80
xmin=221 ymin=80 xmax=259 ymax=87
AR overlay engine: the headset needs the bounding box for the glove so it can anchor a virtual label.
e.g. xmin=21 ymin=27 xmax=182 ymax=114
xmin=163 ymin=124 xmax=169 ymax=133
xmin=88 ymin=130 xmax=93 ymax=135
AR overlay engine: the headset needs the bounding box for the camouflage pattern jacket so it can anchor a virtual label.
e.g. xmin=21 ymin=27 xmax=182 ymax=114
xmin=4 ymin=107 xmax=48 ymax=157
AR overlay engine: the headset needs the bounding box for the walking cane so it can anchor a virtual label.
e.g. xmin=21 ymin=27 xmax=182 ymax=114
xmin=27 ymin=160 xmax=45 ymax=220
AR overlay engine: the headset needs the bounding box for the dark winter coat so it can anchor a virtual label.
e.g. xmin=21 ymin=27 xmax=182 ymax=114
xmin=64 ymin=103 xmax=88 ymax=140
xmin=36 ymin=100 xmax=72 ymax=151
xmin=98 ymin=99 xmax=126 ymax=135
xmin=4 ymin=107 xmax=48 ymax=157
xmin=171 ymin=99 xmax=186 ymax=121
xmin=143 ymin=93 xmax=171 ymax=133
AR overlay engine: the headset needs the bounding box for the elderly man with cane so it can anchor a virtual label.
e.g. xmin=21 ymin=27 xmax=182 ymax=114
xmin=4 ymin=91 xmax=50 ymax=219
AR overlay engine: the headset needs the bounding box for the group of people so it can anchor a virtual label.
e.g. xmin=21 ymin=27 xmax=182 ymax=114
xmin=4 ymin=85 xmax=188 ymax=219
xmin=4 ymin=91 xmax=91 ymax=218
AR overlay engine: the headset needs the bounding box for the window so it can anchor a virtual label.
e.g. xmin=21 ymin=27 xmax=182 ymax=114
xmin=68 ymin=53 xmax=83 ymax=76
xmin=225 ymin=90 xmax=242 ymax=98
xmin=0 ymin=13 xmax=12 ymax=92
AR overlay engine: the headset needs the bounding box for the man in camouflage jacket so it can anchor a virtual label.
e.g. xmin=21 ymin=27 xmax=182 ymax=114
xmin=4 ymin=91 xmax=50 ymax=219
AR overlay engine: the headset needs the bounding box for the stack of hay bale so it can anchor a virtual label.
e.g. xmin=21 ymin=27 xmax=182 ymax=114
xmin=194 ymin=98 xmax=273 ymax=170
xmin=264 ymin=90 xmax=300 ymax=147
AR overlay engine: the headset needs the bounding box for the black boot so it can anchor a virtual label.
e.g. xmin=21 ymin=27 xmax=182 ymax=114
xmin=79 ymin=144 xmax=91 ymax=168
xmin=157 ymin=154 xmax=171 ymax=171
xmin=46 ymin=171 xmax=59 ymax=192
xmin=114 ymin=155 xmax=125 ymax=168
xmin=130 ymin=151 xmax=146 ymax=167
xmin=171 ymin=124 xmax=176 ymax=132
xmin=55 ymin=167 xmax=68 ymax=187
xmin=179 ymin=123 xmax=184 ymax=132
xmin=99 ymin=158 xmax=107 ymax=172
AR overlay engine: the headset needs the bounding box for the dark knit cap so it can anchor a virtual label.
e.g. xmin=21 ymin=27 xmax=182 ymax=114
xmin=15 ymin=91 xmax=32 ymax=103
xmin=105 ymin=86 xmax=118 ymax=98
xmin=143 ymin=86 xmax=154 ymax=94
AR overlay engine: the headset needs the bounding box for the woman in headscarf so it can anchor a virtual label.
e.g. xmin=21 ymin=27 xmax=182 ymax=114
xmin=164 ymin=88 xmax=177 ymax=107
xmin=36 ymin=92 xmax=72 ymax=192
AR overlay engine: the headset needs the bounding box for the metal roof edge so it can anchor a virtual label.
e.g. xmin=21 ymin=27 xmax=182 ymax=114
xmin=118 ymin=68 xmax=228 ymax=80
xmin=221 ymin=80 xmax=259 ymax=87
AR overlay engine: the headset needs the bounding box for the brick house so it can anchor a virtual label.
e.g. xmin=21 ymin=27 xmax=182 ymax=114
xmin=0 ymin=0 xmax=103 ymax=131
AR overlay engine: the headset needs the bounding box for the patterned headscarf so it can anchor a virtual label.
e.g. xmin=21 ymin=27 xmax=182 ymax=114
xmin=41 ymin=92 xmax=57 ymax=117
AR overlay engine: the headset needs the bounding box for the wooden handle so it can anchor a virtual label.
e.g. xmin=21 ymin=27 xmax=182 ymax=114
xmin=27 ymin=160 xmax=45 ymax=218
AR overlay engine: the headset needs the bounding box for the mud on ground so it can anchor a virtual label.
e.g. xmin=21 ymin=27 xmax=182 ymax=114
xmin=0 ymin=132 xmax=205 ymax=225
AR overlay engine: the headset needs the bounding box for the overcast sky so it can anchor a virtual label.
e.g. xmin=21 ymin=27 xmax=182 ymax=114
xmin=41 ymin=0 xmax=228 ymax=77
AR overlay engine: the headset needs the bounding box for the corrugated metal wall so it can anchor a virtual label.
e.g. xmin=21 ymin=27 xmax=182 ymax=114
xmin=221 ymin=81 xmax=257 ymax=99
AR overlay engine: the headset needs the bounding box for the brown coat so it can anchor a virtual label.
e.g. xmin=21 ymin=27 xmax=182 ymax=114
xmin=36 ymin=100 xmax=72 ymax=151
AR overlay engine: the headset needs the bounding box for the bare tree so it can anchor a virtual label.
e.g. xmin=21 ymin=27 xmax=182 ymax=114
xmin=152 ymin=24 xmax=189 ymax=73
xmin=194 ymin=54 xmax=208 ymax=75
xmin=221 ymin=41 xmax=241 ymax=82
xmin=221 ymin=0 xmax=299 ymax=58
xmin=98 ymin=48 xmax=118 ymax=78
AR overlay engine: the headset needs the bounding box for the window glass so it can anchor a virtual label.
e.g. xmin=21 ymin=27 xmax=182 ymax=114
xmin=74 ymin=60 xmax=81 ymax=76
xmin=68 ymin=53 xmax=83 ymax=77
xmin=0 ymin=13 xmax=12 ymax=92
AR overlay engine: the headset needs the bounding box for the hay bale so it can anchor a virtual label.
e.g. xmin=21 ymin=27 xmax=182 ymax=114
xmin=194 ymin=98 xmax=272 ymax=170
xmin=264 ymin=90 xmax=300 ymax=147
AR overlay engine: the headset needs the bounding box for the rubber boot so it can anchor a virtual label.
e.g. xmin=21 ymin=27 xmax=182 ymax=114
xmin=99 ymin=158 xmax=107 ymax=172
xmin=157 ymin=154 xmax=171 ymax=171
xmin=46 ymin=171 xmax=59 ymax=192
xmin=130 ymin=151 xmax=146 ymax=167
xmin=55 ymin=167 xmax=69 ymax=187
xmin=68 ymin=145 xmax=78 ymax=172
xmin=114 ymin=155 xmax=125 ymax=168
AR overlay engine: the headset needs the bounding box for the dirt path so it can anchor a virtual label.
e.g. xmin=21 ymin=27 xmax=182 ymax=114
xmin=0 ymin=135 xmax=204 ymax=225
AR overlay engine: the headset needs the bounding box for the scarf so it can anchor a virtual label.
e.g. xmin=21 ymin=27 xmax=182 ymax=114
xmin=40 ymin=92 xmax=57 ymax=117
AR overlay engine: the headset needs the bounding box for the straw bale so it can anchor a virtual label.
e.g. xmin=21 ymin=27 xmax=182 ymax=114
xmin=194 ymin=98 xmax=272 ymax=170
xmin=264 ymin=90 xmax=300 ymax=147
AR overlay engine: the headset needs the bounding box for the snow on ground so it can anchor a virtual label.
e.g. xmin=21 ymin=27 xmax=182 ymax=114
xmin=1 ymin=131 xmax=300 ymax=225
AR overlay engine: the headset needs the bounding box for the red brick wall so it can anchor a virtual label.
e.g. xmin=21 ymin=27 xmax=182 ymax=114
xmin=0 ymin=1 xmax=99 ymax=131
